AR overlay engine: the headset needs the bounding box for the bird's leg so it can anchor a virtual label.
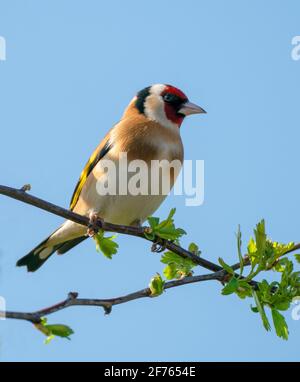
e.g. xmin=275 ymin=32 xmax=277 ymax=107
xmin=151 ymin=237 xmax=167 ymax=253
xmin=131 ymin=219 xmax=142 ymax=228
xmin=87 ymin=212 xmax=104 ymax=237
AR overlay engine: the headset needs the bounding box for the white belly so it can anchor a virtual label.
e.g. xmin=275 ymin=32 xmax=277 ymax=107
xmin=98 ymin=193 xmax=167 ymax=225
xmin=80 ymin=158 xmax=179 ymax=225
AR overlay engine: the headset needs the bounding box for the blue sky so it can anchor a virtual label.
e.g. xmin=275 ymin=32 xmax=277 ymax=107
xmin=0 ymin=0 xmax=300 ymax=361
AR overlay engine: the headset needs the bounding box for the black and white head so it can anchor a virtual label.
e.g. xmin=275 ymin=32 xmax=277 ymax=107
xmin=135 ymin=84 xmax=206 ymax=129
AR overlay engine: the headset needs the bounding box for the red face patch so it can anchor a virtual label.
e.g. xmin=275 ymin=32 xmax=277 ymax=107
xmin=163 ymin=85 xmax=188 ymax=101
xmin=161 ymin=85 xmax=188 ymax=126
xmin=163 ymin=103 xmax=185 ymax=126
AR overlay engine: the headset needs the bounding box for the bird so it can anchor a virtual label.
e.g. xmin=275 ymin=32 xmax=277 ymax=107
xmin=16 ymin=84 xmax=206 ymax=272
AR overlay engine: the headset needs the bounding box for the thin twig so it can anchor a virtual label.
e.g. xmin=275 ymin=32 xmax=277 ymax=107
xmin=0 ymin=273 xmax=220 ymax=323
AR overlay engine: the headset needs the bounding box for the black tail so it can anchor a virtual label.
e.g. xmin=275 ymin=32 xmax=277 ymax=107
xmin=16 ymin=234 xmax=63 ymax=272
xmin=17 ymin=236 xmax=87 ymax=272
xmin=57 ymin=236 xmax=87 ymax=254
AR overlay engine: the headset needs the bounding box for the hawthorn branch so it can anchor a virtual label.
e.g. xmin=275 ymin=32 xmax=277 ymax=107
xmin=0 ymin=273 xmax=220 ymax=323
xmin=2 ymin=184 xmax=300 ymax=281
xmin=1 ymin=184 xmax=300 ymax=326
xmin=0 ymin=184 xmax=222 ymax=273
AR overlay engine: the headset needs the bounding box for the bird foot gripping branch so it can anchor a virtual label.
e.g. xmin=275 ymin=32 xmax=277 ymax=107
xmin=87 ymin=212 xmax=104 ymax=237
xmin=151 ymin=237 xmax=167 ymax=253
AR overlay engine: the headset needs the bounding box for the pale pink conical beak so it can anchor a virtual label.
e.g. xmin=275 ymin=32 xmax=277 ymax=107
xmin=179 ymin=101 xmax=206 ymax=116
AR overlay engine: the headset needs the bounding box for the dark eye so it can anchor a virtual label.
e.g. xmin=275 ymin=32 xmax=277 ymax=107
xmin=163 ymin=93 xmax=180 ymax=104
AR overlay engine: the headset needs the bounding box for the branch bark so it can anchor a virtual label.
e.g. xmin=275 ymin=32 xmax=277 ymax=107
xmin=0 ymin=184 xmax=299 ymax=326
xmin=0 ymin=273 xmax=220 ymax=323
xmin=0 ymin=184 xmax=222 ymax=272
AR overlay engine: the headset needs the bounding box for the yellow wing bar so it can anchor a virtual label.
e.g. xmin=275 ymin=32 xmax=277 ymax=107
xmin=69 ymin=140 xmax=111 ymax=210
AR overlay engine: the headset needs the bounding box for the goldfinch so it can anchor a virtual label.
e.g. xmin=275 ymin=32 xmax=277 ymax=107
xmin=17 ymin=84 xmax=206 ymax=272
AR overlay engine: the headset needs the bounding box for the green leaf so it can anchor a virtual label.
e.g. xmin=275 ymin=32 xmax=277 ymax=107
xmin=235 ymin=280 xmax=253 ymax=299
xmin=161 ymin=251 xmax=195 ymax=267
xmin=295 ymin=254 xmax=300 ymax=264
xmin=163 ymin=263 xmax=179 ymax=280
xmin=165 ymin=208 xmax=176 ymax=222
xmin=271 ymin=309 xmax=289 ymax=340
xmin=147 ymin=217 xmax=160 ymax=230
xmin=272 ymin=241 xmax=295 ymax=257
xmin=44 ymin=335 xmax=55 ymax=345
xmin=94 ymin=230 xmax=118 ymax=259
xmin=236 ymin=225 xmax=244 ymax=275
xmin=149 ymin=273 xmax=165 ymax=297
xmin=146 ymin=209 xmax=186 ymax=242
xmin=252 ymin=290 xmax=271 ymax=331
xmin=161 ymin=251 xmax=182 ymax=265
xmin=188 ymin=242 xmax=201 ymax=256
xmin=40 ymin=317 xmax=47 ymax=325
xmin=99 ymin=237 xmax=118 ymax=259
xmin=274 ymin=259 xmax=286 ymax=273
xmin=161 ymin=250 xmax=197 ymax=279
xmin=254 ymin=220 xmax=267 ymax=257
xmin=280 ymin=259 xmax=294 ymax=288
xmin=35 ymin=318 xmax=74 ymax=343
xmin=244 ymin=221 xmax=296 ymax=276
xmin=156 ymin=226 xmax=186 ymax=241
xmin=250 ymin=306 xmax=259 ymax=313
xmin=289 ymin=271 xmax=300 ymax=288
xmin=274 ymin=301 xmax=290 ymax=311
xmin=155 ymin=209 xmax=176 ymax=230
xmin=246 ymin=220 xmax=267 ymax=270
xmin=44 ymin=324 xmax=74 ymax=340
xmin=221 ymin=277 xmax=239 ymax=295
xmin=247 ymin=237 xmax=257 ymax=255
xmin=218 ymin=257 xmax=234 ymax=275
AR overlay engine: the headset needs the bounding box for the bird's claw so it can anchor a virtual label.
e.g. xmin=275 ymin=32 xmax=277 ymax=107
xmin=87 ymin=213 xmax=103 ymax=237
xmin=151 ymin=238 xmax=167 ymax=253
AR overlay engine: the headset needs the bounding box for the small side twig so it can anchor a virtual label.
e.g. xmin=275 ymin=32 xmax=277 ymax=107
xmin=0 ymin=272 xmax=220 ymax=324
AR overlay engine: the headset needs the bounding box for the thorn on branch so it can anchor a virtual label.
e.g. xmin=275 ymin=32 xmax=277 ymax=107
xmin=68 ymin=292 xmax=79 ymax=300
xmin=20 ymin=184 xmax=31 ymax=192
xmin=103 ymin=304 xmax=112 ymax=315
